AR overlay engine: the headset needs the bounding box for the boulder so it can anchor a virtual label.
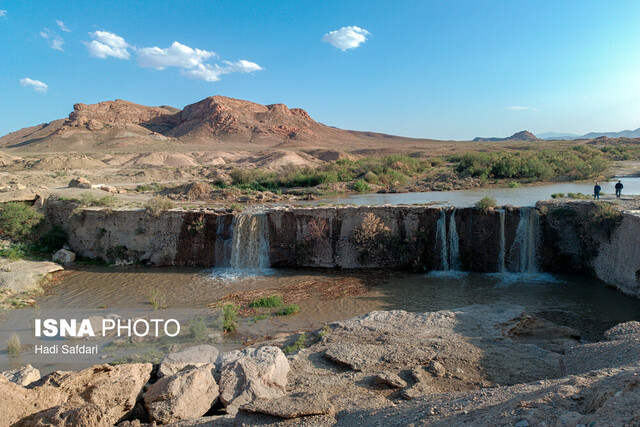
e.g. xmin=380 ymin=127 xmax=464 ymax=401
xmin=68 ymin=177 xmax=92 ymax=189
xmin=144 ymin=364 xmax=219 ymax=423
xmin=99 ymin=185 xmax=118 ymax=193
xmin=604 ymin=321 xmax=640 ymax=341
xmin=218 ymin=346 xmax=289 ymax=412
xmin=53 ymin=249 xmax=76 ymax=265
xmin=426 ymin=360 xmax=446 ymax=377
xmin=0 ymin=375 xmax=67 ymax=426
xmin=240 ymin=392 xmax=334 ymax=418
xmin=2 ymin=364 xmax=41 ymax=386
xmin=373 ymin=372 xmax=407 ymax=389
xmin=43 ymin=363 xmax=152 ymax=425
xmin=15 ymin=404 xmax=108 ymax=427
xmin=158 ymin=344 xmax=220 ymax=378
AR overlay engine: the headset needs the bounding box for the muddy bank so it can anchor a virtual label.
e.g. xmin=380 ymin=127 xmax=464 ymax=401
xmin=3 ymin=305 xmax=640 ymax=426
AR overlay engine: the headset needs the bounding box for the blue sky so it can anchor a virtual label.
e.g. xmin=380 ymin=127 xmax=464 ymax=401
xmin=1 ymin=0 xmax=640 ymax=140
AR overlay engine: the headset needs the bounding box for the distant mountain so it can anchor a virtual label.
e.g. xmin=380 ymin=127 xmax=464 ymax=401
xmin=540 ymin=128 xmax=640 ymax=140
xmin=473 ymin=130 xmax=540 ymax=142
xmin=0 ymin=95 xmax=440 ymax=152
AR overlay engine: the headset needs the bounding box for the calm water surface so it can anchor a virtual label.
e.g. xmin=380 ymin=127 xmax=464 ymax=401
xmin=2 ymin=267 xmax=640 ymax=373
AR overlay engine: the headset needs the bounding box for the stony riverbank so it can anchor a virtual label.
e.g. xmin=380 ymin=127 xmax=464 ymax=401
xmin=2 ymin=304 xmax=639 ymax=426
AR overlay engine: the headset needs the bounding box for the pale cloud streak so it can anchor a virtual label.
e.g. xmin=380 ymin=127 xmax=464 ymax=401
xmin=40 ymin=28 xmax=64 ymax=51
xmin=56 ymin=20 xmax=71 ymax=32
xmin=322 ymin=26 xmax=371 ymax=50
xmin=20 ymin=78 xmax=48 ymax=93
xmin=184 ymin=60 xmax=263 ymax=82
xmin=507 ymin=106 xmax=539 ymax=112
xmin=84 ymin=30 xmax=130 ymax=59
xmin=83 ymin=31 xmax=261 ymax=82
xmin=137 ymin=41 xmax=216 ymax=69
xmin=0 ymin=10 xmax=6 ymax=17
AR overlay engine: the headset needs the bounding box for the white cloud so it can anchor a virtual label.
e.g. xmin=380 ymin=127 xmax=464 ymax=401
xmin=507 ymin=106 xmax=530 ymax=111
xmin=84 ymin=31 xmax=130 ymax=59
xmin=56 ymin=20 xmax=71 ymax=32
xmin=184 ymin=60 xmax=263 ymax=82
xmin=0 ymin=10 xmax=6 ymax=17
xmin=137 ymin=41 xmax=215 ymax=69
xmin=322 ymin=26 xmax=371 ymax=51
xmin=20 ymin=78 xmax=48 ymax=93
xmin=40 ymin=28 xmax=64 ymax=51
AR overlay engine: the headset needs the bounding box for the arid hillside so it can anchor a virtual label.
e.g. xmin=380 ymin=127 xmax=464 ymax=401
xmin=0 ymin=96 xmax=445 ymax=154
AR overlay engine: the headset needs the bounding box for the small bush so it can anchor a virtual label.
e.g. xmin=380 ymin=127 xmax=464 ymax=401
xmin=475 ymin=196 xmax=496 ymax=211
xmin=40 ymin=226 xmax=67 ymax=251
xmin=229 ymin=203 xmax=243 ymax=212
xmin=7 ymin=333 xmax=21 ymax=357
xmin=567 ymin=192 xmax=590 ymax=200
xmin=0 ymin=243 xmax=28 ymax=260
xmin=0 ymin=202 xmax=43 ymax=242
xmin=551 ymin=193 xmax=565 ymax=199
xmin=283 ymin=332 xmax=308 ymax=354
xmin=189 ymin=317 xmax=208 ymax=343
xmin=78 ymin=193 xmax=120 ymax=208
xmin=249 ymin=295 xmax=284 ymax=308
xmin=507 ymin=181 xmax=520 ymax=188
xmin=223 ymin=304 xmax=238 ymax=333
xmin=145 ymin=196 xmax=176 ymax=216
xmin=148 ymin=289 xmax=167 ymax=310
xmin=363 ymin=171 xmax=379 ymax=183
xmin=353 ymin=179 xmax=371 ymax=193
xmin=275 ymin=304 xmax=300 ymax=316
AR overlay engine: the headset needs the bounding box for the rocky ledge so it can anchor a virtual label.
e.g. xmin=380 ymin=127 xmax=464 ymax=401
xmin=2 ymin=305 xmax=640 ymax=426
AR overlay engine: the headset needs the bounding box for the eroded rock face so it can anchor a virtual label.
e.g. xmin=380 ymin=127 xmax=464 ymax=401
xmin=0 ymin=375 xmax=67 ymax=426
xmin=240 ymin=392 xmax=334 ymax=419
xmin=2 ymin=364 xmax=41 ymax=386
xmin=218 ymin=346 xmax=289 ymax=413
xmin=158 ymin=344 xmax=220 ymax=378
xmin=25 ymin=364 xmax=153 ymax=425
xmin=144 ymin=364 xmax=219 ymax=423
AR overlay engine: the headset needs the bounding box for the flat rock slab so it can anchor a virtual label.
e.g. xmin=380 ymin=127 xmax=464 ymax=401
xmin=0 ymin=259 xmax=63 ymax=292
xmin=241 ymin=392 xmax=334 ymax=418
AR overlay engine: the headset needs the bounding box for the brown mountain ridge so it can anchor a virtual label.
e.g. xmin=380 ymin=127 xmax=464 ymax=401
xmin=0 ymin=96 xmax=440 ymax=153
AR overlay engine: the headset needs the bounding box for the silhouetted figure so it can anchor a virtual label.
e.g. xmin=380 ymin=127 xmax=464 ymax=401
xmin=594 ymin=182 xmax=601 ymax=200
xmin=615 ymin=180 xmax=623 ymax=198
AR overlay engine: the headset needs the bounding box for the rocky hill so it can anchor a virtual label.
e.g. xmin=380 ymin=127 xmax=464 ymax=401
xmin=0 ymin=96 xmax=437 ymax=153
xmin=473 ymin=130 xmax=540 ymax=142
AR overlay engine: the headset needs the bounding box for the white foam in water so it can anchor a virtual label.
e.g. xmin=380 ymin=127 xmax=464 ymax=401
xmin=487 ymin=272 xmax=561 ymax=286
xmin=427 ymin=270 xmax=468 ymax=279
xmin=211 ymin=212 xmax=274 ymax=279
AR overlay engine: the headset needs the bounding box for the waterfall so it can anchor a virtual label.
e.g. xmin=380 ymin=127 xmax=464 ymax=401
xmin=448 ymin=209 xmax=460 ymax=270
xmin=229 ymin=213 xmax=270 ymax=271
xmin=436 ymin=210 xmax=449 ymax=270
xmin=497 ymin=209 xmax=506 ymax=273
xmin=435 ymin=209 xmax=461 ymax=271
xmin=214 ymin=215 xmax=232 ymax=267
xmin=510 ymin=207 xmax=539 ymax=273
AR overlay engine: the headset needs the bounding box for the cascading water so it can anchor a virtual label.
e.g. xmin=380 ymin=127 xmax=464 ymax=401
xmin=435 ymin=209 xmax=461 ymax=271
xmin=448 ymin=209 xmax=460 ymax=270
xmin=436 ymin=210 xmax=449 ymax=270
xmin=510 ymin=207 xmax=539 ymax=273
xmin=497 ymin=209 xmax=506 ymax=273
xmin=229 ymin=212 xmax=270 ymax=271
xmin=214 ymin=215 xmax=233 ymax=267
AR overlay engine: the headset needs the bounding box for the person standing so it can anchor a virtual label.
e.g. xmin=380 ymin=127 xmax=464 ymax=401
xmin=594 ymin=182 xmax=601 ymax=200
xmin=615 ymin=180 xmax=623 ymax=198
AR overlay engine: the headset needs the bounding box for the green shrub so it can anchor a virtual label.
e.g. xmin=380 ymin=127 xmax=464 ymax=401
xmin=229 ymin=203 xmax=243 ymax=212
xmin=148 ymin=289 xmax=167 ymax=310
xmin=353 ymin=179 xmax=371 ymax=193
xmin=40 ymin=226 xmax=67 ymax=251
xmin=507 ymin=181 xmax=520 ymax=188
xmin=275 ymin=304 xmax=300 ymax=316
xmin=283 ymin=332 xmax=308 ymax=354
xmin=475 ymin=196 xmax=497 ymax=211
xmin=363 ymin=171 xmax=379 ymax=183
xmin=7 ymin=333 xmax=21 ymax=357
xmin=0 ymin=243 xmax=28 ymax=260
xmin=145 ymin=196 xmax=176 ymax=215
xmin=249 ymin=295 xmax=284 ymax=308
xmin=567 ymin=192 xmax=590 ymax=200
xmin=78 ymin=193 xmax=120 ymax=208
xmin=551 ymin=193 xmax=565 ymax=199
xmin=223 ymin=304 xmax=238 ymax=333
xmin=0 ymin=202 xmax=43 ymax=242
xmin=189 ymin=317 xmax=208 ymax=342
